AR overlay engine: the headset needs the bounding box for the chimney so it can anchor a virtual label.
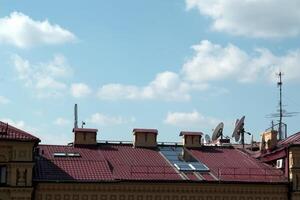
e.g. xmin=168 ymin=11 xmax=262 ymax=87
xmin=73 ymin=128 xmax=97 ymax=146
xmin=260 ymin=130 xmax=278 ymax=151
xmin=180 ymin=131 xmax=203 ymax=148
xmin=74 ymin=104 xmax=78 ymax=129
xmin=133 ymin=128 xmax=158 ymax=148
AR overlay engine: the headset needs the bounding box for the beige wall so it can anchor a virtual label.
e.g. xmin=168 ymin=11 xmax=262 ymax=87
xmin=134 ymin=133 xmax=157 ymax=148
xmin=0 ymin=140 xmax=35 ymax=200
xmin=74 ymin=132 xmax=97 ymax=145
xmin=35 ymin=182 xmax=288 ymax=200
xmin=183 ymin=135 xmax=201 ymax=148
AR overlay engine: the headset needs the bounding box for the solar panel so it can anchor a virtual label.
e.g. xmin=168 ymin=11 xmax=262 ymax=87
xmin=159 ymin=146 xmax=210 ymax=172
xmin=165 ymin=155 xmax=179 ymax=161
xmin=174 ymin=163 xmax=193 ymax=171
xmin=189 ymin=163 xmax=209 ymax=172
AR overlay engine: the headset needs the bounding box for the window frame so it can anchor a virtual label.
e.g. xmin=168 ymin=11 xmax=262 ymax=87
xmin=0 ymin=165 xmax=7 ymax=185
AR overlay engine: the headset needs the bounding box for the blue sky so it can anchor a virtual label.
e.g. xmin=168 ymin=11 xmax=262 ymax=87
xmin=0 ymin=0 xmax=300 ymax=144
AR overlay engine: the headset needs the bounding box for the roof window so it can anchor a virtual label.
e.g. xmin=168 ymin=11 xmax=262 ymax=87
xmin=53 ymin=152 xmax=81 ymax=157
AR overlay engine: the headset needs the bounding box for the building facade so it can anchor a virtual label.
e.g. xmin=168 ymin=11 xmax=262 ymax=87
xmin=0 ymin=121 xmax=299 ymax=200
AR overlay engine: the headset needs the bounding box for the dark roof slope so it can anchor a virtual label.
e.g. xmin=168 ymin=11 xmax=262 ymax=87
xmin=0 ymin=121 xmax=40 ymax=142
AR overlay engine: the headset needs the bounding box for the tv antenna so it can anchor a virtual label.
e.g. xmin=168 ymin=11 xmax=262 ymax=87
xmin=232 ymin=116 xmax=251 ymax=149
xmin=211 ymin=122 xmax=224 ymax=141
xmin=266 ymin=71 xmax=298 ymax=140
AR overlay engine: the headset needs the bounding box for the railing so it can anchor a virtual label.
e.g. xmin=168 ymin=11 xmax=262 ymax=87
xmin=265 ymin=122 xmax=287 ymax=140
xmin=97 ymin=140 xmax=183 ymax=146
xmin=111 ymin=165 xmax=179 ymax=177
xmin=109 ymin=164 xmax=287 ymax=181
xmin=214 ymin=167 xmax=286 ymax=181
xmin=97 ymin=140 xmax=133 ymax=145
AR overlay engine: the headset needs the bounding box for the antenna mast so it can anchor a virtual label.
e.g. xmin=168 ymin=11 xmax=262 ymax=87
xmin=277 ymin=72 xmax=283 ymax=140
xmin=74 ymin=104 xmax=78 ymax=129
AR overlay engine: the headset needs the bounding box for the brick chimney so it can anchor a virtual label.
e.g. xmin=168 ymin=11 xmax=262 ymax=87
xmin=133 ymin=128 xmax=158 ymax=148
xmin=180 ymin=131 xmax=203 ymax=148
xmin=73 ymin=128 xmax=97 ymax=146
xmin=260 ymin=130 xmax=278 ymax=151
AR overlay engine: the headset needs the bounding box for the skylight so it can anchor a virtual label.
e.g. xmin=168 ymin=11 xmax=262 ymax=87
xmin=53 ymin=152 xmax=81 ymax=157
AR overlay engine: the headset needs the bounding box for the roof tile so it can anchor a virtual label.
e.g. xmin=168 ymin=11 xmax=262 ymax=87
xmin=0 ymin=121 xmax=40 ymax=142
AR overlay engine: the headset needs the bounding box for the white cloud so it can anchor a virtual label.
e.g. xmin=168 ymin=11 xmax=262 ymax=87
xmin=182 ymin=40 xmax=300 ymax=83
xmin=12 ymin=54 xmax=72 ymax=98
xmin=98 ymin=71 xmax=208 ymax=101
xmin=87 ymin=113 xmax=135 ymax=126
xmin=0 ymin=118 xmax=38 ymax=133
xmin=0 ymin=96 xmax=10 ymax=104
xmin=164 ymin=110 xmax=219 ymax=127
xmin=0 ymin=12 xmax=76 ymax=48
xmin=71 ymin=83 xmax=92 ymax=98
xmin=186 ymin=0 xmax=300 ymax=38
xmin=54 ymin=117 xmax=71 ymax=126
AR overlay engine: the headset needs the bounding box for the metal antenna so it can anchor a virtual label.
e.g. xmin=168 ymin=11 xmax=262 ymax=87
xmin=81 ymin=121 xmax=86 ymax=128
xmin=278 ymin=72 xmax=283 ymax=140
xmin=74 ymin=104 xmax=78 ymax=129
xmin=266 ymin=71 xmax=298 ymax=140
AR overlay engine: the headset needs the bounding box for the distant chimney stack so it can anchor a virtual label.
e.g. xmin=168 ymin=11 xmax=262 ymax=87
xmin=73 ymin=128 xmax=97 ymax=146
xmin=133 ymin=128 xmax=158 ymax=148
xmin=260 ymin=130 xmax=278 ymax=151
xmin=180 ymin=131 xmax=203 ymax=148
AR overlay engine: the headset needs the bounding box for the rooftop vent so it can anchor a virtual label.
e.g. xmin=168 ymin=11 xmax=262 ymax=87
xmin=133 ymin=128 xmax=158 ymax=148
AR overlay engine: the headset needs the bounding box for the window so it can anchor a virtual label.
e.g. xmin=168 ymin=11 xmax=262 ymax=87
xmin=53 ymin=152 xmax=81 ymax=157
xmin=53 ymin=152 xmax=67 ymax=157
xmin=67 ymin=152 xmax=80 ymax=157
xmin=0 ymin=166 xmax=6 ymax=184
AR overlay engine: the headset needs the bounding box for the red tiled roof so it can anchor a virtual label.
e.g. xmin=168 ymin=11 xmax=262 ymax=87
xmin=100 ymin=145 xmax=182 ymax=180
xmin=277 ymin=132 xmax=300 ymax=147
xmin=35 ymin=145 xmax=114 ymax=182
xmin=34 ymin=143 xmax=287 ymax=183
xmin=189 ymin=146 xmax=286 ymax=183
xmin=0 ymin=121 xmax=40 ymax=142
xmin=35 ymin=144 xmax=182 ymax=182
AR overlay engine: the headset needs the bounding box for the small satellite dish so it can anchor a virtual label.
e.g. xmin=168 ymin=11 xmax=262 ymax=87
xmin=204 ymin=134 xmax=211 ymax=144
xmin=212 ymin=122 xmax=224 ymax=141
xmin=232 ymin=116 xmax=245 ymax=142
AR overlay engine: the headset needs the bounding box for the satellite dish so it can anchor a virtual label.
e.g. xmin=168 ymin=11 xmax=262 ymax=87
xmin=232 ymin=116 xmax=245 ymax=142
xmin=212 ymin=122 xmax=224 ymax=141
xmin=204 ymin=134 xmax=211 ymax=144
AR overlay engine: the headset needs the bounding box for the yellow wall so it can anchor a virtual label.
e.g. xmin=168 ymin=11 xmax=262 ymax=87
xmin=183 ymin=135 xmax=201 ymax=148
xmin=0 ymin=140 xmax=35 ymax=200
xmin=134 ymin=133 xmax=157 ymax=148
xmin=74 ymin=132 xmax=97 ymax=145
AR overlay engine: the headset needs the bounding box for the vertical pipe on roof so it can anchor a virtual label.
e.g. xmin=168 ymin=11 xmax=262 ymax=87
xmin=74 ymin=104 xmax=78 ymax=129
